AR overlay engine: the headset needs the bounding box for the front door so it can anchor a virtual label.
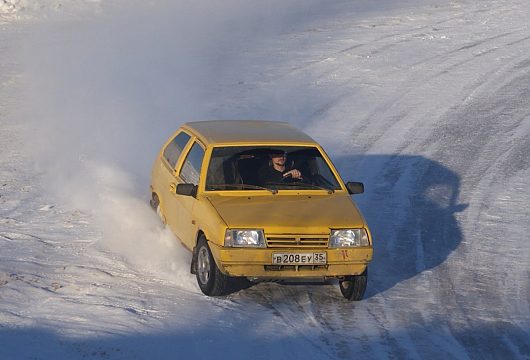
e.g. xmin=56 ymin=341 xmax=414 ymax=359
xmin=173 ymin=140 xmax=205 ymax=249
xmin=155 ymin=130 xmax=192 ymax=237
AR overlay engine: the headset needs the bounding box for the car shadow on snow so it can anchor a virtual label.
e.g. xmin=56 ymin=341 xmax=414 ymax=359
xmin=333 ymin=154 xmax=468 ymax=298
xmin=233 ymin=153 xmax=467 ymax=300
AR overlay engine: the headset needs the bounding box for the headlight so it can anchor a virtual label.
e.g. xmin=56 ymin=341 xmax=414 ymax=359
xmin=224 ymin=229 xmax=266 ymax=247
xmin=329 ymin=229 xmax=369 ymax=248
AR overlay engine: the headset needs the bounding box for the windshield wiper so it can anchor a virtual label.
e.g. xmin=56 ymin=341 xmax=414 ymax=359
xmin=207 ymin=183 xmax=277 ymax=194
xmin=267 ymin=182 xmax=335 ymax=194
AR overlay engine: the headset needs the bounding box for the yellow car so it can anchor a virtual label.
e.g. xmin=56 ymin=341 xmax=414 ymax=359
xmin=150 ymin=120 xmax=373 ymax=300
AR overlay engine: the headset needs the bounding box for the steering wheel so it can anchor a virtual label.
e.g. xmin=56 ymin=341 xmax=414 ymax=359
xmin=280 ymin=173 xmax=292 ymax=182
xmin=281 ymin=172 xmax=304 ymax=183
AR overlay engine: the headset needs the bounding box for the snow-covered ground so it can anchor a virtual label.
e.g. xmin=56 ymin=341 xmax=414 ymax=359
xmin=1 ymin=0 xmax=529 ymax=359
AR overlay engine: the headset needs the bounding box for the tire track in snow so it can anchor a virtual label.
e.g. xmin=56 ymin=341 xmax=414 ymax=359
xmin=407 ymin=49 xmax=530 ymax=358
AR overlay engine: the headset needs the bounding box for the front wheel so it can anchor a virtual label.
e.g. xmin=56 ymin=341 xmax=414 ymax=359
xmin=339 ymin=268 xmax=368 ymax=301
xmin=195 ymin=236 xmax=230 ymax=296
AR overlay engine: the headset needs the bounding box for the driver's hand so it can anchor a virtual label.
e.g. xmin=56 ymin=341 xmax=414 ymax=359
xmin=284 ymin=169 xmax=302 ymax=179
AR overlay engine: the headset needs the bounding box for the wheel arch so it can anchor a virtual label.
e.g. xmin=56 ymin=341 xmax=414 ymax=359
xmin=192 ymin=229 xmax=228 ymax=275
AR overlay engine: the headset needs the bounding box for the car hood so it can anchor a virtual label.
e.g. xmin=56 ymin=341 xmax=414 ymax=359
xmin=206 ymin=194 xmax=365 ymax=233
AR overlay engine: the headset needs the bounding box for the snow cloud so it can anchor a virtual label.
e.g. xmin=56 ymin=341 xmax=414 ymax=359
xmin=18 ymin=0 xmax=324 ymax=280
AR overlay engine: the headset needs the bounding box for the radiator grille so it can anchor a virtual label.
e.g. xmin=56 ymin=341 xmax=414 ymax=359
xmin=266 ymin=234 xmax=329 ymax=248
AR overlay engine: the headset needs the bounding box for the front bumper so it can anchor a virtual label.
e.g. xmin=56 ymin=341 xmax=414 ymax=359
xmin=209 ymin=243 xmax=373 ymax=278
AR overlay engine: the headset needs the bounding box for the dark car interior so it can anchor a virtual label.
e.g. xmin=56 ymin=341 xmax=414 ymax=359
xmin=206 ymin=146 xmax=340 ymax=191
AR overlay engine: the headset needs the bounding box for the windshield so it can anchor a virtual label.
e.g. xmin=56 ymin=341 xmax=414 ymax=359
xmin=205 ymin=146 xmax=342 ymax=191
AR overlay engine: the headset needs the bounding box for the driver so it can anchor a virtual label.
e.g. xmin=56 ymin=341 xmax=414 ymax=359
xmin=258 ymin=150 xmax=303 ymax=185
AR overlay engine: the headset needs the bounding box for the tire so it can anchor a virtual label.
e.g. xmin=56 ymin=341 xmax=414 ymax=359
xmin=195 ymin=235 xmax=230 ymax=296
xmin=150 ymin=193 xmax=165 ymax=223
xmin=339 ymin=268 xmax=368 ymax=301
xmin=149 ymin=193 xmax=159 ymax=211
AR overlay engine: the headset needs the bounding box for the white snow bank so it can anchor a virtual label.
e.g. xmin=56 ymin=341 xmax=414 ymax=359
xmin=1 ymin=0 xmax=100 ymax=13
xmin=0 ymin=0 xmax=107 ymax=21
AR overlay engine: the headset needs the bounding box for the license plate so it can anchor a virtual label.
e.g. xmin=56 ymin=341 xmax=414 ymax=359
xmin=272 ymin=252 xmax=327 ymax=265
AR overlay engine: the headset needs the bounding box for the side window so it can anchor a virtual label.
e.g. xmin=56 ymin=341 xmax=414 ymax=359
xmin=163 ymin=131 xmax=191 ymax=168
xmin=179 ymin=142 xmax=205 ymax=185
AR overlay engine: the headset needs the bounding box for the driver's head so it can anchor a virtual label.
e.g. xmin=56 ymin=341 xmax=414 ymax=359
xmin=270 ymin=150 xmax=287 ymax=166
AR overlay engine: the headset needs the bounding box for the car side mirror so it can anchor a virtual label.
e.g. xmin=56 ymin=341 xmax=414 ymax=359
xmin=176 ymin=183 xmax=198 ymax=197
xmin=346 ymin=181 xmax=364 ymax=195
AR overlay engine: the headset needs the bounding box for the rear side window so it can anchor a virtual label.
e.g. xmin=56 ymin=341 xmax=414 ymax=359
xmin=163 ymin=131 xmax=191 ymax=168
xmin=179 ymin=142 xmax=205 ymax=185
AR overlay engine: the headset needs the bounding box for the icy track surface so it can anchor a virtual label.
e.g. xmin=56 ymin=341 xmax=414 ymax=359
xmin=1 ymin=0 xmax=529 ymax=359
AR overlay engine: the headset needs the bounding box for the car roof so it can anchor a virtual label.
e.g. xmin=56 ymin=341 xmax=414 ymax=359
xmin=181 ymin=120 xmax=317 ymax=145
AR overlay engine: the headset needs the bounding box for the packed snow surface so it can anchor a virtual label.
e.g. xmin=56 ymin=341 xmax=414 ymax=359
xmin=1 ymin=0 xmax=529 ymax=359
